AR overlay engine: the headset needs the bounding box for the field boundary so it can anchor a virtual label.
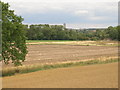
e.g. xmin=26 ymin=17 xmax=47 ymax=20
xmin=26 ymin=40 xmax=119 ymax=46
xmin=2 ymin=57 xmax=119 ymax=77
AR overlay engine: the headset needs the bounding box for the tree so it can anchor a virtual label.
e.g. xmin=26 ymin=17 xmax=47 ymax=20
xmin=1 ymin=1 xmax=27 ymax=66
xmin=117 ymin=26 xmax=120 ymax=41
xmin=105 ymin=26 xmax=118 ymax=40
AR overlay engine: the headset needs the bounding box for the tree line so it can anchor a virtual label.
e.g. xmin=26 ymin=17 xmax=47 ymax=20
xmin=26 ymin=24 xmax=120 ymax=41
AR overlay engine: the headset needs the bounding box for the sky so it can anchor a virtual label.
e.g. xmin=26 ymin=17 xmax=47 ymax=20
xmin=1 ymin=0 xmax=119 ymax=29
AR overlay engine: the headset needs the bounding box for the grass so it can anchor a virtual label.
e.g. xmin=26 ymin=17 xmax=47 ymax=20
xmin=26 ymin=40 xmax=74 ymax=43
xmin=26 ymin=40 xmax=119 ymax=46
xmin=2 ymin=58 xmax=119 ymax=77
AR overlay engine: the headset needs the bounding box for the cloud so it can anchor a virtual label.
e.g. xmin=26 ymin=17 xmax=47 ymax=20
xmin=1 ymin=0 xmax=118 ymax=28
xmin=74 ymin=10 xmax=89 ymax=16
xmin=2 ymin=0 xmax=119 ymax=2
xmin=67 ymin=23 xmax=117 ymax=28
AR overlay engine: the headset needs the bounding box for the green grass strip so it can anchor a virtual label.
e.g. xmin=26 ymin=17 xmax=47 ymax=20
xmin=2 ymin=58 xmax=119 ymax=77
xmin=26 ymin=40 xmax=74 ymax=43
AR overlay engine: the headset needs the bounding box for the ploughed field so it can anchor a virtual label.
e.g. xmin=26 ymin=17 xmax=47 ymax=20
xmin=24 ymin=45 xmax=118 ymax=65
xmin=3 ymin=62 xmax=118 ymax=88
xmin=3 ymin=44 xmax=118 ymax=67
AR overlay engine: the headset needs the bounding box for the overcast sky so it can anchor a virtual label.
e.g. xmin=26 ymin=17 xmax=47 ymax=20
xmin=2 ymin=0 xmax=119 ymax=28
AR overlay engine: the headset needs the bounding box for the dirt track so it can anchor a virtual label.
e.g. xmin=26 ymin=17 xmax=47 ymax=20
xmin=3 ymin=62 xmax=118 ymax=88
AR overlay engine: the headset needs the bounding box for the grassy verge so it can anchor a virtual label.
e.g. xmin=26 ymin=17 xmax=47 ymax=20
xmin=2 ymin=58 xmax=119 ymax=77
xmin=26 ymin=40 xmax=119 ymax=46
xmin=26 ymin=40 xmax=74 ymax=43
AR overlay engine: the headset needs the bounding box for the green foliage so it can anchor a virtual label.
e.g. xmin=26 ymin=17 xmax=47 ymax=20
xmin=26 ymin=24 xmax=119 ymax=41
xmin=1 ymin=1 xmax=27 ymax=66
xmin=26 ymin=24 xmax=88 ymax=40
xmin=117 ymin=26 xmax=120 ymax=41
xmin=106 ymin=26 xmax=119 ymax=40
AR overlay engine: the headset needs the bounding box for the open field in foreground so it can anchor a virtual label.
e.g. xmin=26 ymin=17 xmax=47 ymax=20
xmin=3 ymin=62 xmax=118 ymax=88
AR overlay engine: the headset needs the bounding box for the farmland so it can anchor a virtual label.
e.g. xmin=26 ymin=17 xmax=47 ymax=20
xmin=1 ymin=1 xmax=119 ymax=88
xmin=3 ymin=62 xmax=118 ymax=88
xmin=3 ymin=40 xmax=118 ymax=67
xmin=2 ymin=40 xmax=118 ymax=88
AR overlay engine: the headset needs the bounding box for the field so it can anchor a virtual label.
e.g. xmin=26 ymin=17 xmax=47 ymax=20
xmin=3 ymin=40 xmax=118 ymax=67
xmin=2 ymin=40 xmax=118 ymax=88
xmin=3 ymin=62 xmax=118 ymax=88
xmin=26 ymin=40 xmax=118 ymax=46
xmin=25 ymin=45 xmax=117 ymax=65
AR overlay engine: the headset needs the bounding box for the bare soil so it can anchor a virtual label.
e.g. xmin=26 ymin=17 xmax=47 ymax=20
xmin=3 ymin=62 xmax=118 ymax=88
xmin=24 ymin=45 xmax=118 ymax=65
xmin=3 ymin=45 xmax=118 ymax=67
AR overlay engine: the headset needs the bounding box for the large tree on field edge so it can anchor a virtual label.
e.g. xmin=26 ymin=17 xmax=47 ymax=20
xmin=1 ymin=1 xmax=27 ymax=66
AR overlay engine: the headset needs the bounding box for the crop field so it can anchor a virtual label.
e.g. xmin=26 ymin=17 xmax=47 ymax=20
xmin=3 ymin=40 xmax=118 ymax=67
xmin=3 ymin=40 xmax=118 ymax=68
xmin=2 ymin=40 xmax=118 ymax=88
xmin=3 ymin=62 xmax=118 ymax=88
